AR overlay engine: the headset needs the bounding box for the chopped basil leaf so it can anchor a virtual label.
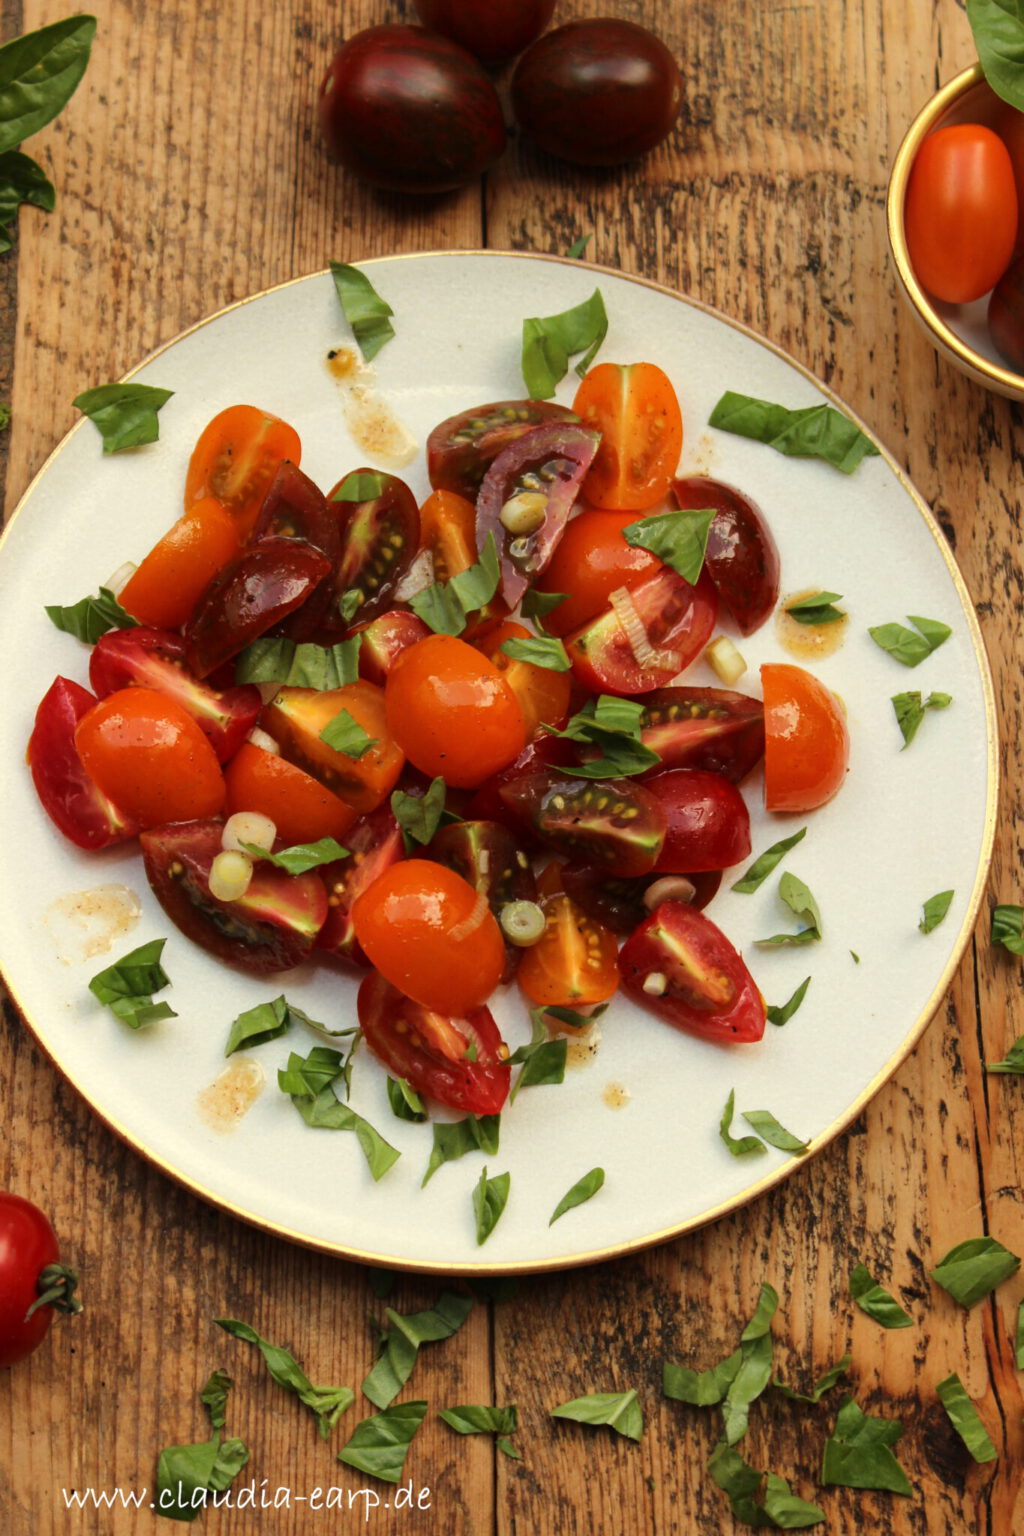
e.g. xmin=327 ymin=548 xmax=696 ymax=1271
xmin=500 ymin=634 xmax=572 ymax=672
xmin=719 ymin=1089 xmax=768 ymax=1157
xmin=547 ymin=694 xmax=661 ymax=779
xmin=766 ymin=977 xmax=811 ymax=1027
xmin=538 ymin=1002 xmax=608 ymax=1031
xmin=409 ymin=533 xmax=501 ymax=636
xmin=422 ymin=1113 xmax=500 ymax=1186
xmin=156 ymin=1435 xmax=249 ymax=1521
xmin=892 ymin=689 xmax=952 ymax=747
xmin=329 ymin=261 xmax=395 ymax=362
xmin=361 ymin=1292 xmax=474 ymax=1410
xmin=0 ymin=15 xmax=97 ymax=157
xmin=509 ymin=1013 xmax=567 ymax=1101
xmin=391 ymin=776 xmax=447 ymax=850
xmin=199 ymin=1370 xmax=233 ymax=1431
xmin=869 ymin=615 xmax=952 ymax=667
xmin=216 ymin=1317 xmax=354 ymax=1440
xmin=968 ymin=0 xmax=1024 ymax=114
xmin=920 ymin=889 xmax=955 ymax=934
xmin=986 ymin=1034 xmax=1024 ymax=1074
xmin=731 ymin=829 xmax=808 ymax=894
xmin=565 ymin=233 xmax=592 ymax=260
xmin=242 ymin=836 xmax=349 ymax=874
xmin=277 ymin=1044 xmax=346 ymax=1097
xmin=931 ymin=1236 xmax=1021 ymax=1307
xmin=224 ymin=994 xmax=316 ymax=1056
xmin=756 ymin=872 xmax=821 ymax=947
xmin=741 ymin=1109 xmax=808 ymax=1156
xmin=337 ymin=1400 xmax=428 ymax=1484
xmin=785 ymin=590 xmax=845 ymax=625
xmin=473 ymin=1167 xmax=510 ymax=1245
xmin=822 ymin=1396 xmax=912 ymax=1494
xmin=330 ymin=469 xmax=389 ymax=502
xmin=0 ymin=151 xmax=54 ymax=235
xmin=408 ymin=580 xmax=466 ymax=636
xmin=440 ymin=1403 xmax=518 ymax=1436
xmin=550 ymin=1388 xmax=643 ymax=1441
xmin=319 ymin=708 xmax=378 ymax=759
xmin=279 ymin=1046 xmax=399 ymax=1180
xmin=337 ymin=589 xmax=363 ymax=623
xmin=663 ymin=1351 xmax=742 ymax=1407
xmin=709 ymin=390 xmax=879 ymax=473
xmin=991 ymin=903 xmax=1024 ymax=956
xmin=521 ymin=288 xmax=608 ymax=398
xmin=45 ymin=585 xmax=139 ymax=644
xmin=708 ymin=1442 xmax=826 ymax=1528
xmin=936 ymin=1373 xmax=998 ymax=1463
xmin=850 ymin=949 xmax=860 ymax=963
xmin=623 ymin=508 xmax=715 ymax=585
xmin=386 ymin=1075 xmax=427 ymax=1122
xmin=849 ymin=1264 xmax=913 ymax=1328
xmin=721 ymin=1284 xmax=779 ymax=1446
xmin=73 ymin=383 xmax=173 ymax=453
xmin=773 ymin=1354 xmax=851 ymax=1404
xmin=498 ymin=1435 xmax=522 ymax=1458
xmin=521 ymin=587 xmax=569 ymax=631
xmin=549 ymin=1167 xmax=605 ymax=1225
xmin=235 ymin=634 xmax=362 ymax=689
xmin=88 ymin=938 xmax=176 ymax=1029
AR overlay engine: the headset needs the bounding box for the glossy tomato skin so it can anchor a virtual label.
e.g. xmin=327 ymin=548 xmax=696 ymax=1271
xmin=329 ymin=471 xmax=420 ymax=629
xmin=251 ymin=460 xmax=340 ymax=563
xmin=533 ymin=508 xmax=662 ymax=637
xmin=573 ymin=362 xmax=683 ymax=512
xmin=224 ymin=743 xmax=360 ymax=847
xmin=355 ymin=609 xmax=433 ymax=685
xmin=119 ymin=496 xmax=241 ymax=631
xmin=989 ymin=252 xmax=1024 ymax=373
xmin=904 ymin=124 xmax=1018 ymax=304
xmin=637 ymin=687 xmax=765 ymax=782
xmin=28 ymin=678 xmax=139 ymax=850
xmin=465 ymin=730 xmax=577 ymax=826
xmin=471 ymin=619 xmax=572 ymax=740
xmin=428 ymin=818 xmax=537 ymax=980
xmin=262 ymin=681 xmax=404 ymax=816
xmin=358 ymin=971 xmax=510 ymax=1115
xmin=646 ymin=769 xmax=751 ymax=874
xmin=318 ymin=25 xmax=506 ymax=194
xmin=427 ymin=400 xmax=579 ymax=501
xmin=183 ymin=537 xmax=331 ymax=678
xmin=619 ymin=901 xmax=766 ymax=1044
xmin=185 ymin=405 xmax=302 ymax=542
xmin=566 ymin=567 xmax=718 ymax=696
xmin=512 ymin=19 xmax=681 ymax=166
xmin=561 ymin=864 xmax=722 ymax=933
xmin=385 ymin=634 xmax=526 ymax=788
xmin=74 ymin=687 xmax=226 ymax=829
xmin=996 ymin=100 xmax=1024 ymax=251
xmin=762 ymin=663 xmax=849 ymax=812
xmin=0 ymin=1194 xmax=76 ymax=1368
xmin=671 ymin=477 xmax=780 ymax=635
xmin=498 ymin=770 xmax=667 ymax=877
xmin=413 ymin=0 xmax=555 ymax=66
xmin=316 ymin=804 xmax=405 ymax=967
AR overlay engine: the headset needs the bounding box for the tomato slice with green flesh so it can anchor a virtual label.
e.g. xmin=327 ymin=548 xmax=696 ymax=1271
xmin=185 ymin=405 xmax=303 ymax=542
xmin=183 ymin=537 xmax=332 ymax=678
xmin=119 ymin=496 xmax=242 ymax=631
xmin=515 ymin=866 xmax=619 ymax=1009
xmin=74 ymin=687 xmax=226 ymax=829
xmin=316 ymin=803 xmax=405 ymax=966
xmin=566 ymin=567 xmax=718 ymax=696
xmin=636 ymin=687 xmax=765 ymax=783
xmin=251 ymin=459 xmax=340 ymax=562
xmin=572 ymin=361 xmax=683 ymax=512
xmin=464 ymin=730 xmax=578 ymax=827
xmin=561 ymin=864 xmax=722 ymax=934
xmin=645 ymin=768 xmax=751 ymax=874
xmin=354 ymin=608 xmax=433 ymax=685
xmin=89 ymin=627 xmax=262 ymax=764
xmin=262 ymin=680 xmax=404 ymax=815
xmin=498 ymin=770 xmax=666 ymax=877
xmin=762 ymin=663 xmax=850 ymax=812
xmin=224 ymin=743 xmax=359 ymax=847
xmin=28 ymin=677 xmax=139 ymax=850
xmin=619 ymin=901 xmax=765 ymax=1044
xmin=532 ymin=508 xmax=662 ymax=637
xmin=475 ymin=422 xmax=601 ymax=606
xmin=427 ymin=399 xmax=579 ymax=500
xmin=141 ymin=820 xmax=328 ymax=974
xmin=671 ymin=477 xmax=780 ymax=636
xmin=357 ymin=970 xmax=510 ymax=1116
xmin=316 ymin=470 xmax=420 ymax=635
xmin=471 ymin=619 xmax=572 ymax=740
xmin=427 ymin=818 xmax=537 ymax=980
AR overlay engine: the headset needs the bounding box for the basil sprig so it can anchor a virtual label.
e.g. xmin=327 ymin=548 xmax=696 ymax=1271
xmin=708 ymin=1442 xmax=825 ymax=1529
xmin=821 ymin=1396 xmax=912 ymax=1495
xmin=549 ymin=1167 xmax=605 ymax=1226
xmin=422 ymin=1113 xmax=500 ymax=1186
xmin=869 ymin=614 xmax=951 ymax=667
xmin=88 ymin=938 xmax=176 ymax=1029
xmin=708 ymin=390 xmax=880 ymax=474
xmin=279 ymin=1046 xmax=400 ymax=1181
xmin=45 ymin=585 xmax=139 ymax=644
xmin=967 ymin=0 xmax=1024 ymax=113
xmin=473 ymin=1167 xmax=511 ymax=1245
xmin=919 ymin=889 xmax=954 ymax=934
xmin=731 ymin=829 xmax=807 ymax=894
xmin=849 ymin=1264 xmax=913 ymax=1329
xmin=623 ymin=508 xmax=715 ymax=585
xmin=361 ymin=1293 xmax=474 ymax=1410
xmin=329 ymin=261 xmax=395 ymax=362
xmin=216 ymin=1317 xmax=354 ymax=1440
xmin=235 ymin=634 xmax=362 ymax=689
xmin=550 ymin=1388 xmax=643 ymax=1441
xmin=521 ymin=288 xmax=608 ymax=398
xmin=337 ymin=1401 xmax=428 ymax=1483
xmin=930 ymin=1236 xmax=1021 ymax=1308
xmin=936 ymin=1372 xmax=998 ymax=1463
xmin=892 ymin=688 xmax=952 ymax=747
xmin=74 ymin=383 xmax=173 ymax=453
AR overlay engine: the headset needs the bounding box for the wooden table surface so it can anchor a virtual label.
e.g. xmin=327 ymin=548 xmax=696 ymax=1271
xmin=2 ymin=2 xmax=1022 ymax=1532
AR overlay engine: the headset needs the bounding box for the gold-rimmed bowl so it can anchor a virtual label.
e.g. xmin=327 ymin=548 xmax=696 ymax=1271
xmin=887 ymin=62 xmax=1024 ymax=401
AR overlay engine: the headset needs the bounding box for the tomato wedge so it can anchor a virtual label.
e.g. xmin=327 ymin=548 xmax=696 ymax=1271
xmin=74 ymin=687 xmax=226 ymax=829
xmin=573 ymin=361 xmax=683 ymax=511
xmin=185 ymin=405 xmax=302 ymax=541
xmin=119 ymin=496 xmax=241 ymax=631
xmin=262 ymin=680 xmax=404 ymax=815
xmin=637 ymin=687 xmax=764 ymax=782
xmin=427 ymin=399 xmax=579 ymax=500
xmin=671 ymin=476 xmax=780 ymax=636
xmin=566 ymin=567 xmax=718 ymax=696
xmin=224 ymin=743 xmax=359 ymax=846
xmin=619 ymin=901 xmax=765 ymax=1043
xmin=183 ymin=537 xmax=332 ymax=678
xmin=762 ymin=663 xmax=849 ymax=812
xmin=28 ymin=677 xmax=138 ymax=850
xmin=471 ymin=619 xmax=572 ymax=740
xmin=316 ymin=803 xmax=405 ymax=966
xmin=516 ymin=866 xmax=619 ymax=1009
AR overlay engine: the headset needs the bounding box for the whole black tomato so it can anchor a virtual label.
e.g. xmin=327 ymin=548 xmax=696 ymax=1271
xmin=412 ymin=0 xmax=556 ymax=68
xmin=511 ymin=19 xmax=682 ymax=167
xmin=989 ymin=252 xmax=1024 ymax=374
xmin=318 ymin=24 xmax=507 ymax=194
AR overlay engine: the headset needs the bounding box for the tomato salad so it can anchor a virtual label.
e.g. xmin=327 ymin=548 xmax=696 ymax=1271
xmin=27 ymin=364 xmax=850 ymax=1120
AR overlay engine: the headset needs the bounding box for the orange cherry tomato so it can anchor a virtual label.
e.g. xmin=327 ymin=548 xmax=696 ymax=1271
xmin=516 ymin=863 xmax=619 ymax=1008
xmin=904 ymin=124 xmax=1018 ymax=304
xmin=352 ymin=859 xmax=506 ymax=1014
xmin=532 ymin=508 xmax=662 ymax=636
xmin=74 ymin=687 xmax=225 ymax=828
xmin=471 ymin=619 xmax=571 ymax=740
xmin=184 ymin=405 xmax=302 ymax=541
xmin=119 ymin=496 xmax=242 ymax=630
xmin=761 ymin=663 xmax=849 ymax=813
xmin=223 ymin=743 xmax=360 ymax=846
xmin=418 ymin=487 xmax=508 ymax=631
xmin=262 ymin=681 xmax=404 ymax=816
xmin=384 ymin=633 xmax=526 ymax=788
xmin=571 ymin=361 xmax=683 ymax=512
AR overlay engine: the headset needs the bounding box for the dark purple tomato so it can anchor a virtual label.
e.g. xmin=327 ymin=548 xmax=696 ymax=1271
xmin=427 ymin=400 xmax=579 ymax=501
xmin=989 ymin=252 xmax=1024 ymax=373
xmin=317 ymin=25 xmax=507 ymax=194
xmin=560 ymin=864 xmax=722 ymax=935
xmin=498 ymin=770 xmax=666 ymax=877
xmin=637 ymin=687 xmax=765 ymax=782
xmin=413 ymin=0 xmax=556 ymax=67
xmin=183 ymin=537 xmax=331 ymax=678
xmin=511 ymin=19 xmax=681 ymax=167
xmin=251 ymin=460 xmax=340 ymax=564
xmin=671 ymin=477 xmax=780 ymax=636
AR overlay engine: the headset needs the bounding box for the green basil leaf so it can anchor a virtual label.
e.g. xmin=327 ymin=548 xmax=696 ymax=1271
xmin=337 ymin=1400 xmax=428 ymax=1483
xmin=538 ymin=1002 xmax=608 ymax=1031
xmin=45 ymin=585 xmax=139 ymax=644
xmin=550 ymin=1388 xmax=643 ymax=1441
xmin=719 ymin=1089 xmax=768 ymax=1157
xmin=319 ymin=708 xmax=378 ymax=759
xmin=361 ymin=1293 xmax=474 ymax=1410
xmin=242 ymin=836 xmax=349 ymax=874
xmin=708 ymin=390 xmax=879 ymax=473
xmin=207 ymin=1436 xmax=249 ymax=1494
xmin=920 ymin=889 xmax=955 ymax=934
xmin=756 ymin=872 xmax=821 ymax=947
xmin=391 ymin=777 xmax=447 ymax=850
xmin=73 ymin=383 xmax=173 ymax=453
xmin=0 ymin=15 xmax=97 ymax=158
xmin=709 ymin=1442 xmax=826 ymax=1528
xmin=422 ymin=1112 xmax=500 ymax=1186
xmin=936 ymin=1372 xmax=998 ymax=1463
xmin=0 ymin=150 xmax=54 ymax=228
xmin=968 ymin=0 xmax=1024 ymax=111
xmin=986 ymin=1033 xmax=1024 ymax=1073
xmin=330 ymin=469 xmax=389 ymax=502
xmin=766 ymin=977 xmax=811 ymax=1027
xmin=88 ymin=938 xmax=176 ymax=1029
xmin=521 ymin=587 xmax=569 ymax=630
xmin=440 ymin=1403 xmax=518 ymax=1435
xmin=869 ymin=615 xmax=952 ymax=667
xmin=225 ymin=995 xmax=297 ymax=1056
xmin=329 ymin=261 xmax=395 ymax=362
xmin=849 ymin=1263 xmax=913 ymax=1328
xmin=408 ymin=579 xmax=467 ymax=636
xmin=473 ymin=1167 xmax=510 ymax=1245
xmin=565 ymin=233 xmax=592 ymax=260
xmin=290 ymin=1085 xmax=400 ymax=1181
xmin=731 ymin=829 xmax=808 ymax=894
xmin=522 ymin=288 xmax=608 ymax=398
xmin=721 ymin=1284 xmax=779 ymax=1446
xmin=931 ymin=1236 xmax=1021 ymax=1308
xmin=500 ymin=634 xmax=572 ymax=672
xmin=740 ymin=1110 xmax=808 ymax=1156
xmin=991 ymin=903 xmax=1024 ymax=956
xmin=498 ymin=1435 xmax=521 ymax=1458
xmin=234 ymin=634 xmax=362 ymax=689
xmin=549 ymin=1167 xmax=605 ymax=1225
xmin=663 ymin=1350 xmax=742 ymax=1407
xmin=216 ymin=1317 xmax=354 ymax=1440
xmin=277 ymin=1044 xmax=344 ymax=1097
xmin=892 ymin=689 xmax=952 ymax=747
xmin=785 ymin=591 xmax=845 ymax=625
xmin=449 ymin=531 xmax=501 ymax=613
xmin=199 ymin=1370 xmax=233 ymax=1431
xmin=773 ymin=1354 xmax=851 ymax=1404
xmin=821 ymin=1396 xmax=912 ymax=1495
xmin=386 ymin=1075 xmax=427 ymax=1123
xmin=623 ymin=508 xmax=715 ymax=585
xmin=509 ymin=1024 xmax=566 ymax=1101
xmin=548 ymin=694 xmax=661 ymax=778
xmin=155 ymin=1437 xmax=224 ymax=1522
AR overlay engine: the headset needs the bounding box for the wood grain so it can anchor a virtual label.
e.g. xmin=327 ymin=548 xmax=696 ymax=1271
xmin=2 ymin=0 xmax=1023 ymax=1532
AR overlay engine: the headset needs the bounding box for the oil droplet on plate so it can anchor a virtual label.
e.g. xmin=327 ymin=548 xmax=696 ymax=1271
xmin=43 ymin=884 xmax=141 ymax=964
xmin=196 ymin=1057 xmax=265 ymax=1133
xmin=325 ymin=345 xmax=417 ymax=468
xmin=776 ymin=588 xmax=848 ymax=661
xmin=565 ymin=1023 xmax=602 ymax=1069
xmin=602 ymin=1081 xmax=630 ymax=1109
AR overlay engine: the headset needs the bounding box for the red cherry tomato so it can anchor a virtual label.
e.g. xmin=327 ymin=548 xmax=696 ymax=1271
xmin=413 ymin=0 xmax=555 ymax=67
xmin=671 ymin=476 xmax=780 ymax=636
xmin=184 ymin=405 xmax=302 ymax=542
xmin=619 ymin=901 xmax=766 ymax=1044
xmin=385 ymin=634 xmax=526 ymax=788
xmin=533 ymin=509 xmax=662 ymax=637
xmin=316 ymin=805 xmax=406 ymax=968
xmin=566 ymin=566 xmax=718 ymax=696
xmin=351 ymin=859 xmax=506 ymax=1014
xmin=498 ymin=770 xmax=667 ymax=877
xmin=762 ymin=663 xmax=849 ymax=812
xmin=28 ymin=677 xmax=139 ymax=850
xmin=646 ymin=768 xmax=752 ymax=874
xmin=0 ymin=1193 xmax=81 ymax=1367
xmin=904 ymin=124 xmax=1018 ymax=304
xmin=74 ymin=687 xmax=226 ymax=829
xmin=572 ymin=362 xmax=683 ymax=512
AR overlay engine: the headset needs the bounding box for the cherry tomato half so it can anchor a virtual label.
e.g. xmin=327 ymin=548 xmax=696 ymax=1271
xmin=74 ymin=687 xmax=226 ymax=829
xmin=647 ymin=768 xmax=751 ymax=874
xmin=28 ymin=677 xmax=138 ymax=850
xmin=427 ymin=401 xmax=579 ymax=501
xmin=0 ymin=1193 xmax=80 ymax=1368
xmin=761 ymin=663 xmax=849 ymax=812
xmin=671 ymin=476 xmax=780 ymax=636
xmin=472 ymin=619 xmax=572 ymax=741
xmin=224 ymin=743 xmax=359 ymax=847
xmin=316 ymin=804 xmax=406 ymax=968
xmin=499 ymin=770 xmax=667 ymax=877
xmin=533 ymin=508 xmax=662 ymax=637
xmin=119 ymin=496 xmax=241 ymax=631
xmin=185 ymin=405 xmax=302 ymax=541
xmin=566 ymin=567 xmax=718 ymax=696
xmin=516 ymin=869 xmax=619 ymax=1009
xmin=904 ymin=124 xmax=1018 ymax=304
xmin=573 ymin=362 xmax=683 ymax=511
xmin=619 ymin=901 xmax=766 ymax=1044
xmin=262 ymin=681 xmax=404 ymax=816
xmin=637 ymin=687 xmax=765 ymax=782
xmin=183 ymin=537 xmax=331 ymax=679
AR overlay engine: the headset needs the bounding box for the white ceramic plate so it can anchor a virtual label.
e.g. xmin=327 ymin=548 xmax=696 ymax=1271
xmin=0 ymin=252 xmax=997 ymax=1273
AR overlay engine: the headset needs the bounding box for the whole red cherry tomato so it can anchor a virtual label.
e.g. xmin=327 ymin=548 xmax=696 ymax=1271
xmin=904 ymin=124 xmax=1018 ymax=304
xmin=0 ymin=1193 xmax=81 ymax=1368
xmin=413 ymin=0 xmax=556 ymax=67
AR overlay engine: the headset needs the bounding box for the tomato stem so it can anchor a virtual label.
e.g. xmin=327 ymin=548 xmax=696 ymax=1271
xmin=26 ymin=1263 xmax=83 ymax=1320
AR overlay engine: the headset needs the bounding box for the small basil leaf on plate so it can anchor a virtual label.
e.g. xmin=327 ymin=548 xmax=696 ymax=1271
xmin=329 ymin=261 xmax=395 ymax=362
xmin=241 ymin=836 xmax=349 ymax=874
xmin=986 ymin=1034 xmax=1024 ymax=1074
xmin=930 ymin=1236 xmax=1021 ymax=1307
xmin=216 ymin=1317 xmax=354 ymax=1440
xmin=773 ymin=1354 xmax=851 ymax=1404
xmin=719 ymin=1090 xmax=767 ymax=1157
xmin=549 ymin=1167 xmax=605 ymax=1225
xmin=199 ymin=1370 xmax=233 ymax=1430
xmin=869 ymin=614 xmax=951 ymax=667
xmin=439 ymin=1403 xmax=518 ymax=1436
xmin=766 ymin=977 xmax=811 ymax=1027
xmin=550 ymin=1388 xmax=643 ymax=1441
xmin=500 ymin=634 xmax=571 ymax=672
xmin=521 ymin=288 xmax=608 ymax=397
xmin=422 ymin=1113 xmax=500 ymax=1186
xmin=0 ymin=15 xmax=97 ymax=156
xmin=386 ymin=1075 xmax=427 ymax=1123
xmin=234 ymin=635 xmax=362 ymax=689
xmin=622 ymin=508 xmax=715 ymax=585
xmin=290 ymin=1086 xmax=399 ymax=1180
xmin=849 ymin=1263 xmax=913 ymax=1328
xmin=391 ymin=777 xmax=447 ymax=850
xmin=45 ymin=585 xmax=139 ymax=644
xmin=991 ymin=903 xmax=1024 ymax=956
xmin=785 ymin=590 xmax=845 ymax=625
xmin=337 ymin=1401 xmax=429 ymax=1484
xmin=473 ymin=1167 xmax=511 ymax=1245
xmin=740 ymin=1110 xmax=808 ymax=1156
xmin=756 ymin=872 xmax=821 ymax=947
xmin=319 ymin=708 xmax=378 ymax=759
xmin=936 ymin=1372 xmax=998 ymax=1463
xmin=663 ymin=1350 xmax=742 ymax=1407
xmin=920 ymin=889 xmax=954 ymax=934
xmin=361 ymin=1292 xmax=474 ymax=1410
xmin=509 ymin=1015 xmax=566 ymax=1101
xmin=892 ymin=689 xmax=951 ymax=747
xmin=74 ymin=383 xmax=174 ymax=453
xmin=821 ymin=1396 xmax=912 ymax=1495
xmin=731 ymin=828 xmax=807 ymax=894
xmin=708 ymin=390 xmax=879 ymax=473
xmin=88 ymin=938 xmax=176 ymax=1029
xmin=224 ymin=995 xmax=294 ymax=1056
xmin=277 ymin=1045 xmax=344 ymax=1097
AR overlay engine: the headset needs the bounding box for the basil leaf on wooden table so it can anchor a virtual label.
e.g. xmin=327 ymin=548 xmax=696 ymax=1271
xmin=0 ymin=15 xmax=96 ymax=157
xmin=721 ymin=1284 xmax=779 ymax=1446
xmin=991 ymin=903 xmax=1024 ymax=956
xmin=215 ymin=1317 xmax=354 ymax=1440
xmin=664 ymin=1350 xmax=742 ymax=1408
xmin=936 ymin=1372 xmax=998 ymax=1463
xmin=986 ymin=1034 xmax=1024 ymax=1073
xmin=773 ymin=1354 xmax=851 ymax=1404
xmin=821 ymin=1396 xmax=912 ymax=1495
xmin=849 ymin=1263 xmax=913 ymax=1328
xmin=550 ymin=1389 xmax=643 ymax=1441
xmin=337 ymin=1401 xmax=428 ymax=1484
xmin=930 ymin=1236 xmax=1021 ymax=1307
xmin=199 ymin=1370 xmax=233 ymax=1430
xmin=439 ymin=1403 xmax=518 ymax=1436
xmin=155 ymin=1435 xmax=249 ymax=1522
xmin=708 ymin=1442 xmax=826 ymax=1529
xmin=362 ymin=1292 xmax=474 ymax=1409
